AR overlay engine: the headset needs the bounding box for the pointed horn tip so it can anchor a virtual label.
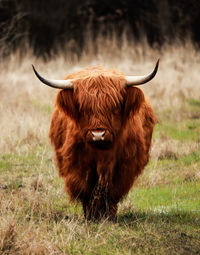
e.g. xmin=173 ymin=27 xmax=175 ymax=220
xmin=153 ymin=59 xmax=160 ymax=75
xmin=32 ymin=64 xmax=37 ymax=74
xmin=32 ymin=64 xmax=41 ymax=81
xmin=155 ymin=59 xmax=160 ymax=71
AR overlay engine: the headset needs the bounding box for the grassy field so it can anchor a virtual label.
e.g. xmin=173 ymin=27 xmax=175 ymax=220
xmin=0 ymin=40 xmax=200 ymax=254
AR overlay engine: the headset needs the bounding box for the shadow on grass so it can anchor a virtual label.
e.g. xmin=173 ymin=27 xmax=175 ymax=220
xmin=49 ymin=208 xmax=200 ymax=227
xmin=118 ymin=210 xmax=200 ymax=227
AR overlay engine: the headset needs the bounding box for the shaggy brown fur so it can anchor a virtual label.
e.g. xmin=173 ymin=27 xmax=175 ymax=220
xmin=49 ymin=66 xmax=157 ymax=221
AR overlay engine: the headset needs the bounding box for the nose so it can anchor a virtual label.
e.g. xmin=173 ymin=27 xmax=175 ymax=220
xmin=91 ymin=131 xmax=105 ymax=141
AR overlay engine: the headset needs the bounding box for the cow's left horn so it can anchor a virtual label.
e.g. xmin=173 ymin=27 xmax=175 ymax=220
xmin=32 ymin=65 xmax=74 ymax=89
xmin=126 ymin=59 xmax=159 ymax=86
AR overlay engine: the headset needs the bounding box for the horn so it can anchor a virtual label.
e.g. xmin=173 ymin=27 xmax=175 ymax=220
xmin=125 ymin=59 xmax=159 ymax=86
xmin=32 ymin=65 xmax=74 ymax=89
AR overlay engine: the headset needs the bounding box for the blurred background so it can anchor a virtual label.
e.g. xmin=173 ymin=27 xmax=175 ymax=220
xmin=0 ymin=0 xmax=200 ymax=58
xmin=0 ymin=0 xmax=200 ymax=153
xmin=0 ymin=2 xmax=200 ymax=254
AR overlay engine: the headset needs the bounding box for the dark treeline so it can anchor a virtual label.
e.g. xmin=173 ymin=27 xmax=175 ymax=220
xmin=0 ymin=0 xmax=200 ymax=58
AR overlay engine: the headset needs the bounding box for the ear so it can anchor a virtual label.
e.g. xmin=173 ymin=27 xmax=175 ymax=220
xmin=124 ymin=87 xmax=145 ymax=117
xmin=56 ymin=90 xmax=78 ymax=119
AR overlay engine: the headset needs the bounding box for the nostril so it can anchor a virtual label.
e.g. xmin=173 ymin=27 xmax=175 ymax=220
xmin=91 ymin=131 xmax=105 ymax=137
xmin=91 ymin=131 xmax=105 ymax=141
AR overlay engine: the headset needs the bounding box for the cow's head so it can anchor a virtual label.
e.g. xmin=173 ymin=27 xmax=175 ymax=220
xmin=32 ymin=61 xmax=159 ymax=150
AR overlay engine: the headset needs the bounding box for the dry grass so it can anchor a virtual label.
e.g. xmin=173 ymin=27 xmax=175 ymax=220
xmin=151 ymin=136 xmax=199 ymax=160
xmin=0 ymin=35 xmax=200 ymax=254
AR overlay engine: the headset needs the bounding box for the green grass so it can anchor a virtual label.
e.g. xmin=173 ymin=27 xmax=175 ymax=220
xmin=154 ymin=119 xmax=200 ymax=141
xmin=182 ymin=151 xmax=200 ymax=165
xmin=132 ymin=182 xmax=200 ymax=212
xmin=32 ymin=99 xmax=53 ymax=113
xmin=187 ymin=98 xmax=200 ymax=108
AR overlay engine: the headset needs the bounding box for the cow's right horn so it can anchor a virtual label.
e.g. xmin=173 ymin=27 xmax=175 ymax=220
xmin=125 ymin=59 xmax=159 ymax=86
xmin=32 ymin=65 xmax=74 ymax=89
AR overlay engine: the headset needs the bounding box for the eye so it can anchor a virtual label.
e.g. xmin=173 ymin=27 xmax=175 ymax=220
xmin=113 ymin=109 xmax=119 ymax=115
xmin=113 ymin=106 xmax=122 ymax=116
xmin=75 ymin=103 xmax=79 ymax=112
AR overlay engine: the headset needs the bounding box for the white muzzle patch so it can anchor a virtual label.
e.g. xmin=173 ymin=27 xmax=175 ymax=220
xmin=91 ymin=131 xmax=105 ymax=141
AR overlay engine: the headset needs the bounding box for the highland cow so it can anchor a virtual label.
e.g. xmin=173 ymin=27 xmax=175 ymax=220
xmin=32 ymin=61 xmax=159 ymax=221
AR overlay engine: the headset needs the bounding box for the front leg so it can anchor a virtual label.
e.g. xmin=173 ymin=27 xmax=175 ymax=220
xmin=81 ymin=183 xmax=118 ymax=221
